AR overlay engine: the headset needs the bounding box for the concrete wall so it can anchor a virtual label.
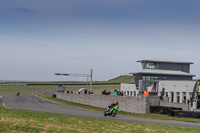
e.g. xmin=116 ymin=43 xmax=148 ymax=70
xmin=160 ymin=101 xmax=189 ymax=111
xmin=158 ymin=80 xmax=195 ymax=92
xmin=120 ymin=83 xmax=138 ymax=96
xmin=157 ymin=97 xmax=189 ymax=111
xmin=56 ymin=93 xmax=160 ymax=114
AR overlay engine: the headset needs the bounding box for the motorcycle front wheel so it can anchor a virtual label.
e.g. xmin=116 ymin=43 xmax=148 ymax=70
xmin=111 ymin=111 xmax=117 ymax=117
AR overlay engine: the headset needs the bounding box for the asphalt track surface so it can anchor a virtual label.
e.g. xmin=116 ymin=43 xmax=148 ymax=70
xmin=2 ymin=95 xmax=200 ymax=128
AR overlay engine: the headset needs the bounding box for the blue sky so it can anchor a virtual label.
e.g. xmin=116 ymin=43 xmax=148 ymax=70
xmin=0 ymin=0 xmax=200 ymax=81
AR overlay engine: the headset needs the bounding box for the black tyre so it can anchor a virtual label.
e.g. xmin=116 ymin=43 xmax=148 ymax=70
xmin=104 ymin=111 xmax=108 ymax=116
xmin=112 ymin=111 xmax=117 ymax=117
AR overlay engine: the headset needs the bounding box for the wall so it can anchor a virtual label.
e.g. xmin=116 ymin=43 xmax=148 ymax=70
xmin=120 ymin=83 xmax=138 ymax=96
xmin=158 ymin=80 xmax=195 ymax=92
xmin=160 ymin=101 xmax=189 ymax=111
xmin=156 ymin=97 xmax=189 ymax=111
xmin=120 ymin=83 xmax=136 ymax=91
xmin=159 ymin=63 xmax=190 ymax=73
xmin=56 ymin=93 xmax=160 ymax=114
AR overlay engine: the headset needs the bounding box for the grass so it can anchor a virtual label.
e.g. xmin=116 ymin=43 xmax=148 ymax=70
xmin=108 ymin=75 xmax=134 ymax=83
xmin=0 ymin=92 xmax=33 ymax=95
xmin=0 ymin=85 xmax=57 ymax=91
xmin=91 ymin=88 xmax=118 ymax=94
xmin=39 ymin=95 xmax=200 ymax=124
xmin=0 ymin=84 xmax=119 ymax=91
xmin=1 ymin=104 xmax=200 ymax=133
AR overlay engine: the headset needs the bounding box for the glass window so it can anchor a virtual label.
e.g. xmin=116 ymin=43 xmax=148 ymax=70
xmin=142 ymin=62 xmax=145 ymax=69
xmin=142 ymin=76 xmax=167 ymax=81
xmin=142 ymin=62 xmax=159 ymax=69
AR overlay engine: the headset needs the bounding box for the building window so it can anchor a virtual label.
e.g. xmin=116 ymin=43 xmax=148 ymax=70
xmin=142 ymin=76 xmax=167 ymax=81
xmin=142 ymin=62 xmax=159 ymax=69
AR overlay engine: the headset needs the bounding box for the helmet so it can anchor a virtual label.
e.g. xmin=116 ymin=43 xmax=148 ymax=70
xmin=114 ymin=101 xmax=119 ymax=105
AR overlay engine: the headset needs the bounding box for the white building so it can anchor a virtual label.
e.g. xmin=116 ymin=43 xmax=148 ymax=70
xmin=121 ymin=59 xmax=199 ymax=109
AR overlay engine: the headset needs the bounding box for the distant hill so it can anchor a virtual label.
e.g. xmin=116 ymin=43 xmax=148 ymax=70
xmin=0 ymin=80 xmax=18 ymax=83
xmin=107 ymin=75 xmax=134 ymax=83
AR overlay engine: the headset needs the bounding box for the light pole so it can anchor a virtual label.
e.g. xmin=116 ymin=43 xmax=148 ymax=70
xmin=90 ymin=69 xmax=93 ymax=92
xmin=55 ymin=69 xmax=93 ymax=92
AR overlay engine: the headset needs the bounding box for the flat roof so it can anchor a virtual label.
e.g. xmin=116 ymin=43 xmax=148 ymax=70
xmin=130 ymin=69 xmax=195 ymax=77
xmin=137 ymin=58 xmax=193 ymax=64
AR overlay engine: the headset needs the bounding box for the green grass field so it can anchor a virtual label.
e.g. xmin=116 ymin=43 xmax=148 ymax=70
xmin=107 ymin=75 xmax=134 ymax=83
xmin=0 ymin=85 xmax=57 ymax=91
xmin=1 ymin=104 xmax=200 ymax=133
xmin=0 ymin=84 xmax=119 ymax=91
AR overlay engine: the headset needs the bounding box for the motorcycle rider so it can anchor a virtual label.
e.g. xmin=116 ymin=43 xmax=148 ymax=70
xmin=108 ymin=101 xmax=119 ymax=112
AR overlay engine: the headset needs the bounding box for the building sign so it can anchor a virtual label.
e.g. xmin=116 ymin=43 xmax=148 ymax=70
xmin=192 ymin=80 xmax=200 ymax=102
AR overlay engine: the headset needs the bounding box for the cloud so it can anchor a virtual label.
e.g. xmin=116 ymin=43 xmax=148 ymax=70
xmin=16 ymin=8 xmax=38 ymax=14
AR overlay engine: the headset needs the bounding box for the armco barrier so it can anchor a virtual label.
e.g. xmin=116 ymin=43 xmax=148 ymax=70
xmin=56 ymin=93 xmax=160 ymax=114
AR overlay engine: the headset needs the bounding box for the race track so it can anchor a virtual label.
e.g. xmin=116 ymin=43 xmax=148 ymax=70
xmin=2 ymin=95 xmax=200 ymax=128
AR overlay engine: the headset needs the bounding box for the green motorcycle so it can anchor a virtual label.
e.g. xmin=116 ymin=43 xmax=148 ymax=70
xmin=104 ymin=105 xmax=119 ymax=117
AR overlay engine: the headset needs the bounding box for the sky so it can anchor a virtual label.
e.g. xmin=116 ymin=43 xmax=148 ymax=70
xmin=0 ymin=0 xmax=200 ymax=81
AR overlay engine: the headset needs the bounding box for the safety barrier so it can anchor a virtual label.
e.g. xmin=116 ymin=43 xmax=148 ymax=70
xmin=150 ymin=106 xmax=200 ymax=118
xmin=150 ymin=106 xmax=182 ymax=116
xmin=174 ymin=110 xmax=200 ymax=118
xmin=0 ymin=84 xmax=26 ymax=86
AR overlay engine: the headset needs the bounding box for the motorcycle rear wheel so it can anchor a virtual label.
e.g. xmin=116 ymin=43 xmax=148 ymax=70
xmin=104 ymin=111 xmax=108 ymax=116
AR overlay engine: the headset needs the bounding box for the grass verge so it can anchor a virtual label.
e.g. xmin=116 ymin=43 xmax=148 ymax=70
xmin=0 ymin=104 xmax=200 ymax=133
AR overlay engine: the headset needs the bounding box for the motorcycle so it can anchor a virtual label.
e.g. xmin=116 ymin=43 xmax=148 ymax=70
xmin=104 ymin=105 xmax=119 ymax=117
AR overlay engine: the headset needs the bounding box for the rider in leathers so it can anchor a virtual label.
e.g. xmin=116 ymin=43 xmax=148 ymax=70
xmin=108 ymin=101 xmax=119 ymax=112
